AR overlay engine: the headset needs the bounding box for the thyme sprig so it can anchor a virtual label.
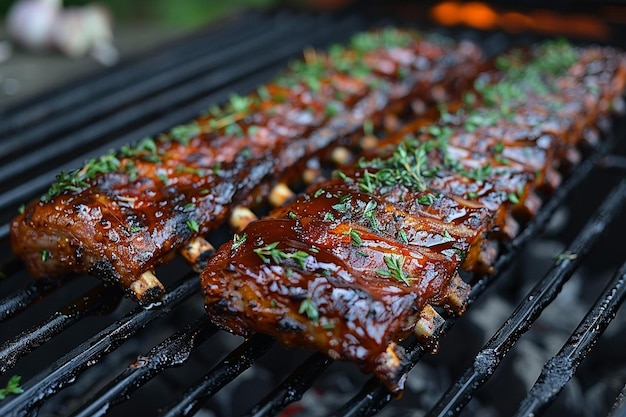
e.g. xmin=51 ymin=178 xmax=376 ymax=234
xmin=376 ymin=254 xmax=410 ymax=285
xmin=254 ymin=242 xmax=311 ymax=270
xmin=298 ymin=298 xmax=319 ymax=323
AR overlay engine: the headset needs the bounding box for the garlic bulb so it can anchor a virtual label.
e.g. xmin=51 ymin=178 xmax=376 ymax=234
xmin=5 ymin=0 xmax=118 ymax=65
xmin=6 ymin=0 xmax=61 ymax=50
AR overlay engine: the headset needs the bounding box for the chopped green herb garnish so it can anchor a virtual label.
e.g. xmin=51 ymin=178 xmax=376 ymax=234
xmin=298 ymin=298 xmax=319 ymax=323
xmin=0 ymin=375 xmax=24 ymax=400
xmin=253 ymin=242 xmax=310 ymax=270
xmin=41 ymin=249 xmax=50 ymax=262
xmin=508 ymin=192 xmax=520 ymax=204
xmin=225 ymin=123 xmax=244 ymax=137
xmin=325 ymin=102 xmax=340 ymax=117
xmin=130 ymin=226 xmax=142 ymax=233
xmin=232 ymin=233 xmax=247 ymax=251
xmin=170 ymin=122 xmax=200 ymax=145
xmin=287 ymin=211 xmax=298 ymax=219
xmin=417 ymin=194 xmax=435 ymax=206
xmin=363 ymin=120 xmax=374 ymax=136
xmin=314 ymin=188 xmax=326 ymax=198
xmin=186 ymin=219 xmax=200 ymax=233
xmin=376 ymin=254 xmax=410 ymax=285
xmin=332 ymin=195 xmax=351 ymax=212
xmin=257 ymin=85 xmax=270 ymax=101
xmin=323 ymin=212 xmax=335 ymax=221
xmin=398 ymin=229 xmax=409 ymax=244
xmin=156 ymin=172 xmax=169 ymax=184
xmin=345 ymin=229 xmax=363 ymax=247
xmin=18 ymin=204 xmax=25 ymax=214
xmin=362 ymin=200 xmax=379 ymax=232
xmin=229 ymin=94 xmax=252 ymax=113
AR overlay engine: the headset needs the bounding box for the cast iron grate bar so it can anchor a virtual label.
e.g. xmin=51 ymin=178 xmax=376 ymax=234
xmin=610 ymin=383 xmax=626 ymax=417
xmin=514 ymin=259 xmax=626 ymax=417
xmin=0 ymin=274 xmax=198 ymax=417
xmin=245 ymin=352 xmax=333 ymax=417
xmin=0 ymin=11 xmax=268 ymax=137
xmin=252 ymin=141 xmax=612 ymax=417
xmin=0 ymin=14 xmax=328 ymax=173
xmin=0 ymin=16 xmax=364 ymax=197
xmin=0 ymin=281 xmax=58 ymax=323
xmin=71 ymin=316 xmax=217 ymax=417
xmin=159 ymin=333 xmax=275 ymax=417
xmin=0 ymin=16 xmax=365 ymax=226
xmin=426 ymin=179 xmax=626 ymax=417
xmin=0 ymin=283 xmax=122 ymax=374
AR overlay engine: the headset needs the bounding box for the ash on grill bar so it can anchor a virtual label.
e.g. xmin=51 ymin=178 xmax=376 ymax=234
xmin=1 ymin=6 xmax=626 ymax=417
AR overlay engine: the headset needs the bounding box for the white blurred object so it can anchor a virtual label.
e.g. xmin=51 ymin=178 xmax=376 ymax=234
xmin=6 ymin=0 xmax=61 ymax=50
xmin=5 ymin=0 xmax=118 ymax=65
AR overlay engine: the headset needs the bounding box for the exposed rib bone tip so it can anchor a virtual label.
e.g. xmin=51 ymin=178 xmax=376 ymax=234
xmin=181 ymin=237 xmax=216 ymax=272
xmin=445 ymin=274 xmax=471 ymax=315
xmin=269 ymin=183 xmax=295 ymax=207
xmin=130 ymin=270 xmax=165 ymax=305
xmin=229 ymin=206 xmax=258 ymax=233
xmin=330 ymin=146 xmax=352 ymax=166
xmin=359 ymin=135 xmax=378 ymax=150
xmin=414 ymin=304 xmax=445 ymax=340
xmin=383 ymin=113 xmax=401 ymax=132
xmin=303 ymin=168 xmax=321 ymax=185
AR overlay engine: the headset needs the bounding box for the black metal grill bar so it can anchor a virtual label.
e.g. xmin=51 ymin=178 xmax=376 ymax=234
xmin=245 ymin=352 xmax=332 ymax=417
xmin=514 ymin=260 xmax=626 ymax=417
xmin=426 ymin=179 xmax=626 ymax=417
xmin=71 ymin=316 xmax=217 ymax=417
xmin=0 ymin=274 xmax=198 ymax=417
xmin=264 ymin=142 xmax=613 ymax=417
xmin=159 ymin=333 xmax=275 ymax=417
xmin=0 ymin=12 xmax=268 ymax=137
xmin=0 ymin=281 xmax=57 ymax=323
xmin=0 ymin=17 xmax=365 ymax=235
xmin=609 ymin=383 xmax=626 ymax=417
xmin=0 ymin=15 xmax=328 ymax=180
xmin=0 ymin=283 xmax=121 ymax=374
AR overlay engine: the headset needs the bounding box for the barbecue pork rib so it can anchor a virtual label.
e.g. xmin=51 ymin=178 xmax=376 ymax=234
xmin=10 ymin=29 xmax=483 ymax=305
xmin=201 ymin=41 xmax=626 ymax=392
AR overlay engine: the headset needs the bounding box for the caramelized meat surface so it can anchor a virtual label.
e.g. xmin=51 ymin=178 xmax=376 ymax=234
xmin=10 ymin=29 xmax=482 ymax=304
xmin=201 ymin=41 xmax=626 ymax=392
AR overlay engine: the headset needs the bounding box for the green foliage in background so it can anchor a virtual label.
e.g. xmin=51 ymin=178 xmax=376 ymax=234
xmin=1 ymin=0 xmax=278 ymax=28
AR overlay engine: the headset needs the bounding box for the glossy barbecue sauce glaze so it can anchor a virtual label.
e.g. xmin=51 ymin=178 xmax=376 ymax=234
xmin=11 ymin=29 xmax=483 ymax=304
xmin=202 ymin=40 xmax=626 ymax=392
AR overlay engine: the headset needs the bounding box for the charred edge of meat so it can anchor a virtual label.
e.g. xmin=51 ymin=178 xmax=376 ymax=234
xmin=201 ymin=40 xmax=626 ymax=393
xmin=11 ymin=28 xmax=484 ymax=302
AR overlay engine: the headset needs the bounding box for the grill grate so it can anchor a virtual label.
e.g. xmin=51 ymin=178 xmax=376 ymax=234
xmin=0 ymin=10 xmax=625 ymax=417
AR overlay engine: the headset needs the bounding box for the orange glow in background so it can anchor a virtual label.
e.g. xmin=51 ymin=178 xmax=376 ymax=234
xmin=430 ymin=1 xmax=611 ymax=40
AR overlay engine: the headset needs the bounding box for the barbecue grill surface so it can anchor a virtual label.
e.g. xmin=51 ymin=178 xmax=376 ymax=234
xmin=1 ymin=8 xmax=626 ymax=417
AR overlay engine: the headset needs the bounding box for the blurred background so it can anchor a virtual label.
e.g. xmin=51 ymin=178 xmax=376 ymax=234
xmin=0 ymin=0 xmax=621 ymax=108
xmin=0 ymin=0 xmax=293 ymax=106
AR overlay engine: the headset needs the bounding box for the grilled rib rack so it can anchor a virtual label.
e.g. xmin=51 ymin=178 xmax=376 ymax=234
xmin=1 ymin=10 xmax=626 ymax=417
